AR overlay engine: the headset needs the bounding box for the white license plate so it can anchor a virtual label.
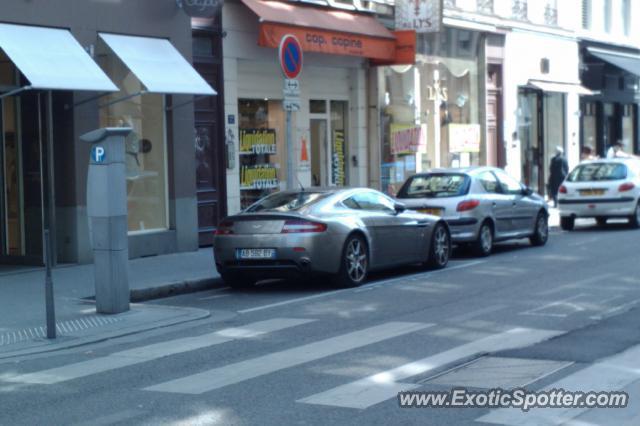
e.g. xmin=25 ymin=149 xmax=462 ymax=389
xmin=236 ymin=248 xmax=276 ymax=260
xmin=419 ymin=208 xmax=443 ymax=217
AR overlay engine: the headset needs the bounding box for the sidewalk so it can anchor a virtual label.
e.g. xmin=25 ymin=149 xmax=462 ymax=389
xmin=0 ymin=248 xmax=222 ymax=359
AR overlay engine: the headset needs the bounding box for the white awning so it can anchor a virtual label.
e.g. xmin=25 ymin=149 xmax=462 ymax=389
xmin=99 ymin=33 xmax=216 ymax=96
xmin=0 ymin=23 xmax=117 ymax=92
xmin=528 ymin=80 xmax=594 ymax=96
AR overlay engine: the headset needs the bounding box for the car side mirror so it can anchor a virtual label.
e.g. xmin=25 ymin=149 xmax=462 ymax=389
xmin=394 ymin=202 xmax=407 ymax=214
xmin=522 ymin=186 xmax=534 ymax=196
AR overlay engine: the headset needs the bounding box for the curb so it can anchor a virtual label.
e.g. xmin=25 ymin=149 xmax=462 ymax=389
xmin=130 ymin=276 xmax=223 ymax=303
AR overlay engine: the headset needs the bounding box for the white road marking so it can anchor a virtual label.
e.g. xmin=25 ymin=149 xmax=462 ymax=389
xmin=477 ymin=343 xmax=640 ymax=425
xmin=519 ymin=293 xmax=588 ymax=318
xmin=144 ymin=321 xmax=433 ymax=395
xmin=5 ymin=318 xmax=313 ymax=385
xmin=297 ymin=327 xmax=562 ymax=409
xmin=238 ymin=260 xmax=486 ymax=314
xmin=447 ymin=304 xmax=507 ymax=322
xmin=198 ymin=294 xmax=231 ymax=300
xmin=71 ymin=409 xmax=145 ymax=426
xmin=535 ymin=274 xmax=616 ymax=296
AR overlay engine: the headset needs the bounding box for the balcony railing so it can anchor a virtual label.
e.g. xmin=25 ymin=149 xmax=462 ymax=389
xmin=477 ymin=0 xmax=494 ymax=14
xmin=544 ymin=2 xmax=558 ymax=26
xmin=512 ymin=0 xmax=528 ymax=20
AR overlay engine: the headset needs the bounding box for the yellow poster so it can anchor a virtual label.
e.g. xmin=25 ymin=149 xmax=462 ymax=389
xmin=240 ymin=165 xmax=279 ymax=190
xmin=239 ymin=129 xmax=277 ymax=155
xmin=332 ymin=130 xmax=345 ymax=186
xmin=448 ymin=124 xmax=481 ymax=153
xmin=390 ymin=123 xmax=426 ymax=155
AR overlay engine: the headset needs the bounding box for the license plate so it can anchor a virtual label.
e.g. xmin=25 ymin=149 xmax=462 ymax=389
xmin=236 ymin=248 xmax=276 ymax=260
xmin=579 ymin=189 xmax=605 ymax=196
xmin=418 ymin=208 xmax=443 ymax=217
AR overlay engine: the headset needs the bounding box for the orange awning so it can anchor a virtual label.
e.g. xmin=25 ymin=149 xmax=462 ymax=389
xmin=242 ymin=0 xmax=400 ymax=61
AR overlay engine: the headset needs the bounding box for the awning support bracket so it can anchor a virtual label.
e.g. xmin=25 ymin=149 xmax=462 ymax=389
xmin=0 ymin=85 xmax=33 ymax=100
xmin=67 ymin=92 xmax=112 ymax=110
xmin=165 ymin=95 xmax=214 ymax=112
xmin=98 ymin=90 xmax=146 ymax=109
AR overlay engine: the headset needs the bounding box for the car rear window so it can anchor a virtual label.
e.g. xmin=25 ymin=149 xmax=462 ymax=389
xmin=567 ymin=163 xmax=628 ymax=182
xmin=245 ymin=191 xmax=329 ymax=212
xmin=397 ymin=174 xmax=470 ymax=198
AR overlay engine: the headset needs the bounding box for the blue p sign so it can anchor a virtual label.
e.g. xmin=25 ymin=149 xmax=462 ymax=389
xmin=91 ymin=146 xmax=106 ymax=163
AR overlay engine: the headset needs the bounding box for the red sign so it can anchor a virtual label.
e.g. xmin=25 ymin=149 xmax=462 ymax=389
xmin=278 ymin=35 xmax=303 ymax=79
xmin=262 ymin=23 xmax=396 ymax=61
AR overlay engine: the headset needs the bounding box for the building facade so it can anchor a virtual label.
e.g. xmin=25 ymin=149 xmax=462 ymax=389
xmin=0 ymin=0 xmax=215 ymax=265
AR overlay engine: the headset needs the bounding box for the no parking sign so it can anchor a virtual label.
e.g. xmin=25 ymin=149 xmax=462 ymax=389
xmin=278 ymin=35 xmax=303 ymax=79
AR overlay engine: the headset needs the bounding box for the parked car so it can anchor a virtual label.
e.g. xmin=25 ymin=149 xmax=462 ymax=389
xmin=395 ymin=167 xmax=549 ymax=256
xmin=558 ymin=158 xmax=640 ymax=230
xmin=213 ymin=188 xmax=451 ymax=289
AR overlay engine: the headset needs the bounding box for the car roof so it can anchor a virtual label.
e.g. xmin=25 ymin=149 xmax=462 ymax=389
xmin=578 ymin=158 xmax=640 ymax=165
xmin=409 ymin=166 xmax=502 ymax=176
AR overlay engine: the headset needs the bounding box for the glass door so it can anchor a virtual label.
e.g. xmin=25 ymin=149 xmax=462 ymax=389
xmin=310 ymin=99 xmax=348 ymax=188
xmin=310 ymin=118 xmax=328 ymax=187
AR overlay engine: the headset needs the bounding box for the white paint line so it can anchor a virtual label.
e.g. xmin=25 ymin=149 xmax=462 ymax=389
xmin=590 ymin=297 xmax=640 ymax=320
xmin=477 ymin=343 xmax=640 ymax=425
xmin=298 ymin=327 xmax=562 ymax=409
xmin=198 ymin=294 xmax=231 ymax=300
xmin=239 ymin=260 xmax=486 ymax=314
xmin=519 ymin=293 xmax=588 ymax=317
xmin=70 ymin=409 xmax=145 ymax=426
xmin=535 ymin=274 xmax=617 ymax=296
xmin=144 ymin=321 xmax=433 ymax=395
xmin=5 ymin=318 xmax=314 ymax=385
xmin=447 ymin=304 xmax=507 ymax=322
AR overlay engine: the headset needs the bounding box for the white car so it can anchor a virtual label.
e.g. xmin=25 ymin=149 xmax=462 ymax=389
xmin=558 ymin=158 xmax=640 ymax=230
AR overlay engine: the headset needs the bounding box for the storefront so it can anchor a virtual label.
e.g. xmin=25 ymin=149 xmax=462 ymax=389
xmin=222 ymin=0 xmax=411 ymax=212
xmin=503 ymin=31 xmax=587 ymax=196
xmin=0 ymin=0 xmax=215 ymax=265
xmin=375 ymin=27 xmax=484 ymax=196
xmin=579 ymin=43 xmax=640 ymax=158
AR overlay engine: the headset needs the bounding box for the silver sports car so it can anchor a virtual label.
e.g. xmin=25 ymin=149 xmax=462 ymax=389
xmin=395 ymin=167 xmax=549 ymax=256
xmin=213 ymin=188 xmax=451 ymax=288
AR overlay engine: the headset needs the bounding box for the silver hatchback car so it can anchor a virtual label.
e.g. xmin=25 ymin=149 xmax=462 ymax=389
xmin=395 ymin=167 xmax=549 ymax=256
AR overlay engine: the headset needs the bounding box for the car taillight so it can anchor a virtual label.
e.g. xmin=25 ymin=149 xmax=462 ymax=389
xmin=281 ymin=219 xmax=327 ymax=233
xmin=456 ymin=199 xmax=480 ymax=212
xmin=214 ymin=220 xmax=234 ymax=235
xmin=618 ymin=182 xmax=635 ymax=192
xmin=559 ymin=185 xmax=567 ymax=194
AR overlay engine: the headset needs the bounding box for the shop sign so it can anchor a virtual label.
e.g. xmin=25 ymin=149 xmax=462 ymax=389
xmin=239 ymin=129 xmax=277 ymax=155
xmin=449 ymin=124 xmax=481 ymax=153
xmin=332 ymin=130 xmax=346 ymax=186
xmin=240 ymin=164 xmax=279 ymax=190
xmin=176 ymin=0 xmax=223 ymax=18
xmin=395 ymin=0 xmax=442 ymax=33
xmin=390 ymin=123 xmax=427 ymax=155
xmin=259 ymin=23 xmax=396 ymax=61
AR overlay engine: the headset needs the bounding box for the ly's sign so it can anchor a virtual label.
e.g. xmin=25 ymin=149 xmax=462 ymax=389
xmin=176 ymin=0 xmax=223 ymax=18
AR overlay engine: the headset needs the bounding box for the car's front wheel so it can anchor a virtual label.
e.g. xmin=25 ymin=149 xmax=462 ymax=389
xmin=628 ymin=202 xmax=640 ymax=229
xmin=425 ymin=223 xmax=450 ymax=269
xmin=333 ymin=234 xmax=368 ymax=288
xmin=221 ymin=272 xmax=255 ymax=290
xmin=472 ymin=222 xmax=493 ymax=257
xmin=560 ymin=216 xmax=575 ymax=231
xmin=530 ymin=212 xmax=549 ymax=246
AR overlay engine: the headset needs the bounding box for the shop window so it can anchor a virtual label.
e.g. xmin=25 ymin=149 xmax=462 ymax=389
xmin=98 ymin=50 xmax=169 ymax=233
xmin=310 ymin=100 xmax=327 ymax=114
xmin=238 ymin=99 xmax=285 ymax=209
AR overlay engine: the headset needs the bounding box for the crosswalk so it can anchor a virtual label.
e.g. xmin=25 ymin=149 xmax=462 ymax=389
xmin=3 ymin=316 xmax=639 ymax=422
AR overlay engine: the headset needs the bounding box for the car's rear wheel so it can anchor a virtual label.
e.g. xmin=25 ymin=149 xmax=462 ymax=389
xmin=472 ymin=222 xmax=493 ymax=257
xmin=628 ymin=202 xmax=640 ymax=229
xmin=560 ymin=216 xmax=575 ymax=231
xmin=596 ymin=217 xmax=608 ymax=226
xmin=221 ymin=272 xmax=255 ymax=290
xmin=530 ymin=212 xmax=549 ymax=246
xmin=333 ymin=234 xmax=368 ymax=288
xmin=425 ymin=223 xmax=450 ymax=269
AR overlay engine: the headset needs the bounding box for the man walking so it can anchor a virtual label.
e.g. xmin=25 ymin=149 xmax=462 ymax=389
xmin=548 ymin=146 xmax=568 ymax=207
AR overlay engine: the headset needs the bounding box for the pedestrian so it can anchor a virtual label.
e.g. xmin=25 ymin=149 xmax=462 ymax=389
xmin=606 ymin=140 xmax=633 ymax=159
xmin=580 ymin=145 xmax=598 ymax=161
xmin=548 ymin=146 xmax=568 ymax=208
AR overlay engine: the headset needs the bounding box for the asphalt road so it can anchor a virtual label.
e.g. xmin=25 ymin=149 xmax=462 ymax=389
xmin=1 ymin=220 xmax=640 ymax=426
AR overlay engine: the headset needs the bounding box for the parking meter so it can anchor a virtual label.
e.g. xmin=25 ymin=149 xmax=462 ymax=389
xmin=80 ymin=127 xmax=132 ymax=314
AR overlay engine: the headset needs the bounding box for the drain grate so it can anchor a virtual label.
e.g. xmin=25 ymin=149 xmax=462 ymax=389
xmin=0 ymin=315 xmax=123 ymax=346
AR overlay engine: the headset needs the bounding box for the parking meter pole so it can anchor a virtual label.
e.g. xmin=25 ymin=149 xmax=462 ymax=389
xmin=44 ymin=229 xmax=56 ymax=339
xmin=80 ymin=127 xmax=132 ymax=314
xmin=286 ymin=109 xmax=294 ymax=190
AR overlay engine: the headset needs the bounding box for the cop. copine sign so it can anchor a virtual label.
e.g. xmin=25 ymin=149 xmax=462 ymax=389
xmin=395 ymin=0 xmax=442 ymax=33
xmin=176 ymin=0 xmax=223 ymax=18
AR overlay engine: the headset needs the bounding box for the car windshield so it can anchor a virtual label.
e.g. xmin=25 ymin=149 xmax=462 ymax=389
xmin=397 ymin=174 xmax=470 ymax=198
xmin=567 ymin=163 xmax=628 ymax=182
xmin=245 ymin=191 xmax=329 ymax=212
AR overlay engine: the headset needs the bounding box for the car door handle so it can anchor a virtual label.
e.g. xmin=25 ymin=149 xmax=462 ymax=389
xmin=512 ymin=202 xmax=517 ymax=207
xmin=492 ymin=202 xmax=497 ymax=208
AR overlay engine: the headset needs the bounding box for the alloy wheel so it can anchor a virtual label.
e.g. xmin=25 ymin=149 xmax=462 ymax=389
xmin=346 ymin=238 xmax=367 ymax=283
xmin=537 ymin=215 xmax=549 ymax=242
xmin=480 ymin=225 xmax=492 ymax=253
xmin=433 ymin=225 xmax=450 ymax=266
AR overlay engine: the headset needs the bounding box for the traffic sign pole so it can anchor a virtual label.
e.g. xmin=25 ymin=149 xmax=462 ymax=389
xmin=278 ymin=35 xmax=303 ymax=191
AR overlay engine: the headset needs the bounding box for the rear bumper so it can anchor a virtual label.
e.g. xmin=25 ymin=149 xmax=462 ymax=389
xmin=444 ymin=217 xmax=480 ymax=242
xmin=559 ymin=197 xmax=637 ymax=218
xmin=213 ymin=232 xmax=343 ymax=278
